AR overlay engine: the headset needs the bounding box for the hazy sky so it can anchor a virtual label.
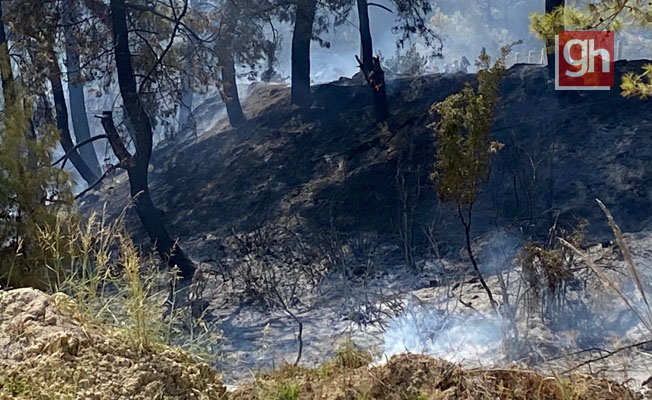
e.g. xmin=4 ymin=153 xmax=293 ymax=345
xmin=266 ymin=0 xmax=652 ymax=83
xmin=271 ymin=0 xmax=546 ymax=82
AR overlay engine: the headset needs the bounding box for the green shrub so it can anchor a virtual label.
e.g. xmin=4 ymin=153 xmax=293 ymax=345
xmin=272 ymin=382 xmax=301 ymax=400
xmin=0 ymin=85 xmax=72 ymax=289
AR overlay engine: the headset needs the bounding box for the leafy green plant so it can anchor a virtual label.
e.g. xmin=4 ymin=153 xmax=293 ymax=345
xmin=430 ymin=44 xmax=517 ymax=309
xmin=272 ymin=382 xmax=301 ymax=400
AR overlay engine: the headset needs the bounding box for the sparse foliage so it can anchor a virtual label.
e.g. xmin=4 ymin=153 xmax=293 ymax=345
xmin=519 ymin=219 xmax=588 ymax=326
xmin=430 ymin=44 xmax=517 ymax=308
xmin=0 ymin=86 xmax=72 ymax=289
xmin=385 ymin=44 xmax=427 ymax=76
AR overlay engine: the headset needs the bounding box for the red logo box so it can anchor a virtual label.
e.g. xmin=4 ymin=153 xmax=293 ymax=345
xmin=555 ymin=31 xmax=614 ymax=90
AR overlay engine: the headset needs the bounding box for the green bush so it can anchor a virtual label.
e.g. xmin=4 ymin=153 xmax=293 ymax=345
xmin=0 ymin=85 xmax=72 ymax=289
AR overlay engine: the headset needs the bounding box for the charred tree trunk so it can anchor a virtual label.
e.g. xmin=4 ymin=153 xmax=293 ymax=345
xmin=177 ymin=0 xmax=199 ymax=134
xmin=219 ymin=52 xmax=245 ymax=127
xmin=63 ymin=1 xmax=102 ymax=178
xmin=177 ymin=70 xmax=194 ymax=133
xmin=47 ymin=49 xmax=100 ymax=185
xmin=290 ymin=0 xmax=317 ymax=108
xmin=356 ymin=0 xmax=389 ymax=122
xmin=545 ymin=0 xmax=564 ymax=75
xmin=216 ymin=3 xmax=245 ymax=127
xmin=109 ymin=0 xmax=195 ymax=281
xmin=261 ymin=35 xmax=279 ymax=82
xmin=357 ymin=0 xmax=373 ymax=71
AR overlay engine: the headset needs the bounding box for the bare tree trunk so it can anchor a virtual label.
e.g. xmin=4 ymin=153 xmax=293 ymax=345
xmin=216 ymin=3 xmax=245 ymax=128
xmin=109 ymin=0 xmax=195 ymax=281
xmin=457 ymin=203 xmax=497 ymax=310
xmin=261 ymin=32 xmax=279 ymax=82
xmin=63 ymin=0 xmax=102 ymax=178
xmin=47 ymin=49 xmax=100 ymax=185
xmin=177 ymin=70 xmax=194 ymax=133
xmin=357 ymin=0 xmax=373 ymax=71
xmin=545 ymin=0 xmax=564 ymax=76
xmin=177 ymin=0 xmax=199 ymax=134
xmin=291 ymin=0 xmax=317 ymax=108
xmin=356 ymin=0 xmax=389 ymax=122
xmin=219 ymin=52 xmax=245 ymax=127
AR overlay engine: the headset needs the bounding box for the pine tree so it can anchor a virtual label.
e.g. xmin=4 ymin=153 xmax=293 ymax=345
xmin=384 ymin=44 xmax=428 ymax=76
xmin=0 ymin=85 xmax=72 ymax=289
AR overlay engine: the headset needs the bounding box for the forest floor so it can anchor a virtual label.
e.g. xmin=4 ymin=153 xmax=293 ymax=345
xmin=0 ymin=287 xmax=644 ymax=399
xmin=205 ymin=227 xmax=652 ymax=395
xmin=78 ymin=61 xmax=652 ymax=395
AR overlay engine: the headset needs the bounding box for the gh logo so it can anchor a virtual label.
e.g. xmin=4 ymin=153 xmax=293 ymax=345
xmin=555 ymin=31 xmax=615 ymax=90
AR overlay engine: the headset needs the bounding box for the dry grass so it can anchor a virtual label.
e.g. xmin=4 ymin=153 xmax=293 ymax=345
xmin=0 ymin=209 xmax=224 ymax=399
xmin=560 ymin=199 xmax=652 ymax=335
xmin=31 ymin=210 xmax=221 ymax=360
xmin=231 ymin=353 xmax=637 ymax=400
xmin=0 ymin=289 xmax=226 ymax=400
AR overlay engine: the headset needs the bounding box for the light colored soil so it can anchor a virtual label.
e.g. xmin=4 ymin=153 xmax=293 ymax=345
xmin=0 ymin=289 xmax=226 ymax=400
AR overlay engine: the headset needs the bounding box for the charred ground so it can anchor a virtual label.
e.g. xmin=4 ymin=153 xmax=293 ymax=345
xmin=82 ymin=60 xmax=652 ymax=261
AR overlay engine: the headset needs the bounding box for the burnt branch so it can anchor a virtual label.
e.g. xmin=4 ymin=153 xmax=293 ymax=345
xmin=52 ymin=135 xmax=108 ymax=168
xmin=98 ymin=111 xmax=133 ymax=167
xmin=75 ymin=164 xmax=119 ymax=199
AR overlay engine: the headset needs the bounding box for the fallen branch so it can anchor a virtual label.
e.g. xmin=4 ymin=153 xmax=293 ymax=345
xmin=559 ymin=238 xmax=652 ymax=333
xmin=561 ymin=340 xmax=652 ymax=374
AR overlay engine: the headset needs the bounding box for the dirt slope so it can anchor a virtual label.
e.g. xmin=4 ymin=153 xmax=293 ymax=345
xmin=0 ymin=289 xmax=226 ymax=399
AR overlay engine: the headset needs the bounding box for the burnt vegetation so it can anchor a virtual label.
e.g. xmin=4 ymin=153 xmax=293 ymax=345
xmin=1 ymin=0 xmax=652 ymax=398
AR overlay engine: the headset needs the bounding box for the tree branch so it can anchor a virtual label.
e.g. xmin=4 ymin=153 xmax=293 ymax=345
xmin=52 ymin=135 xmax=108 ymax=168
xmin=137 ymin=0 xmax=188 ymax=95
xmin=97 ymin=111 xmax=133 ymax=166
xmin=561 ymin=339 xmax=652 ymax=374
xmin=125 ymin=2 xmax=204 ymax=43
xmin=75 ymin=164 xmax=120 ymax=199
xmin=368 ymin=2 xmax=393 ymax=13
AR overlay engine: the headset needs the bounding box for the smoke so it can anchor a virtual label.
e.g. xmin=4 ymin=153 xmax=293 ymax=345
xmin=383 ymin=301 xmax=507 ymax=364
xmin=383 ymin=231 xmax=523 ymax=364
xmin=382 ymin=225 xmax=652 ymax=369
xmin=257 ymin=0 xmax=652 ymax=86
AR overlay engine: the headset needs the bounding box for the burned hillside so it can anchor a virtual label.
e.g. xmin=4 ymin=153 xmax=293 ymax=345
xmin=82 ymin=60 xmax=652 ymax=261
